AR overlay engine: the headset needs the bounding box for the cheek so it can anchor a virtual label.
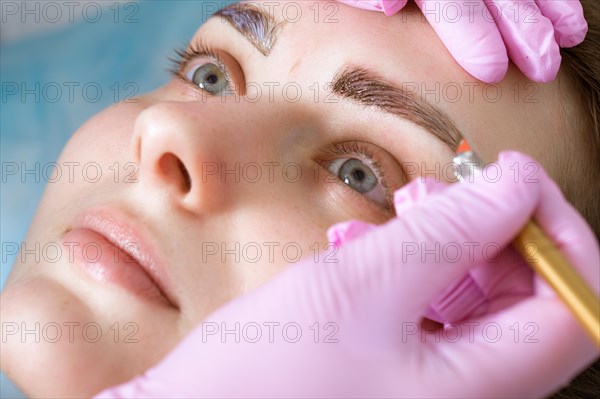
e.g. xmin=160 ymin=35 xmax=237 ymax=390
xmin=173 ymin=192 xmax=335 ymax=327
xmin=64 ymin=100 xmax=144 ymax=162
xmin=25 ymin=98 xmax=155 ymax=244
xmin=34 ymin=100 xmax=146 ymax=216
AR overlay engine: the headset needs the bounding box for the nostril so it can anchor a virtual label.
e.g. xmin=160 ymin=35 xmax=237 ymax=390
xmin=158 ymin=153 xmax=192 ymax=194
xmin=178 ymin=159 xmax=192 ymax=193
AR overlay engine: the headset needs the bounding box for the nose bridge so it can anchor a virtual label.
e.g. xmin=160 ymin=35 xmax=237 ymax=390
xmin=133 ymin=101 xmax=216 ymax=164
xmin=134 ymin=99 xmax=278 ymax=160
xmin=132 ymin=99 xmax=280 ymax=215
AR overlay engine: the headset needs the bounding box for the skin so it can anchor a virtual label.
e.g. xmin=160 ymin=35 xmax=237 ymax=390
xmin=0 ymin=1 xmax=588 ymax=397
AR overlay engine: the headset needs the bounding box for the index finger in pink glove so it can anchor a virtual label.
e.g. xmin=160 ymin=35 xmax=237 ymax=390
xmin=482 ymin=0 xmax=561 ymax=82
xmin=414 ymin=0 xmax=510 ymax=83
xmin=536 ymin=0 xmax=588 ymax=47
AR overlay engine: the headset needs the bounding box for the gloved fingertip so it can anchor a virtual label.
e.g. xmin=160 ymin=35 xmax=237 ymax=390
xmin=521 ymin=61 xmax=560 ymax=83
xmin=537 ymin=0 xmax=588 ymax=48
xmin=393 ymin=178 xmax=448 ymax=217
xmin=335 ymin=0 xmax=408 ymax=16
xmin=494 ymin=151 xmax=544 ymax=187
xmin=557 ymin=27 xmax=588 ymax=48
xmin=458 ymin=150 xmax=543 ymax=223
xmin=326 ymin=223 xmax=347 ymax=246
xmin=422 ymin=306 xmax=444 ymax=324
xmin=327 ymin=220 xmax=376 ymax=246
xmin=381 ymin=0 xmax=407 ymax=16
xmin=459 ymin=56 xmax=508 ymax=83
xmin=513 ymin=36 xmax=562 ymax=83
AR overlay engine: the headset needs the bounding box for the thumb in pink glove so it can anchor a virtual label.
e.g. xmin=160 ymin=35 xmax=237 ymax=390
xmin=336 ymin=0 xmax=588 ymax=83
xmin=95 ymin=151 xmax=600 ymax=398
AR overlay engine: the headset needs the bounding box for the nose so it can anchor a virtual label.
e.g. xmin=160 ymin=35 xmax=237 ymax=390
xmin=132 ymin=101 xmax=226 ymax=214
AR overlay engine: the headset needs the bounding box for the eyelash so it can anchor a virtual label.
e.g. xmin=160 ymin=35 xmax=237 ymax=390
xmin=168 ymin=39 xmax=233 ymax=89
xmin=169 ymin=41 xmax=393 ymax=210
xmin=321 ymin=142 xmax=392 ymax=209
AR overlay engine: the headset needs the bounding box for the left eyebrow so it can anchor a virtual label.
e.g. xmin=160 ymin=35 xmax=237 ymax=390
xmin=331 ymin=67 xmax=462 ymax=149
xmin=213 ymin=2 xmax=283 ymax=56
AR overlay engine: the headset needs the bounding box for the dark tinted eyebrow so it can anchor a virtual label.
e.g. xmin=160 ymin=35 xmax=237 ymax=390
xmin=332 ymin=67 xmax=461 ymax=149
xmin=212 ymin=4 xmax=461 ymax=148
xmin=213 ymin=2 xmax=283 ymax=56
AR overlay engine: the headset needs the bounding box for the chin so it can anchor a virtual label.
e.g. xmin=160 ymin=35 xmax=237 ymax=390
xmin=1 ymin=269 xmax=179 ymax=398
xmin=1 ymin=276 xmax=102 ymax=397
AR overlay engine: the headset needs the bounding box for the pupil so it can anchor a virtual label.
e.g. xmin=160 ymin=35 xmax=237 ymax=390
xmin=352 ymin=169 xmax=365 ymax=181
xmin=206 ymin=74 xmax=218 ymax=84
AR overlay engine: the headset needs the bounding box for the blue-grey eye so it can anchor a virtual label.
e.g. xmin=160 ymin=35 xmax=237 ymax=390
xmin=337 ymin=159 xmax=377 ymax=193
xmin=188 ymin=63 xmax=229 ymax=95
xmin=327 ymin=158 xmax=386 ymax=205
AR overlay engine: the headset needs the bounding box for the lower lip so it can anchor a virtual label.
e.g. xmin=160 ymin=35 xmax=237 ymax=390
xmin=62 ymin=228 xmax=169 ymax=305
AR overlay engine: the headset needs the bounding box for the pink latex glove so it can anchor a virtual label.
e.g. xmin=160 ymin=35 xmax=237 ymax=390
xmin=328 ymin=179 xmax=534 ymax=324
xmin=336 ymin=0 xmax=588 ymax=83
xmin=95 ymin=152 xmax=600 ymax=398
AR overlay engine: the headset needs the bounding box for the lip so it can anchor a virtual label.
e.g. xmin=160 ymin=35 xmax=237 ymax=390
xmin=62 ymin=208 xmax=178 ymax=309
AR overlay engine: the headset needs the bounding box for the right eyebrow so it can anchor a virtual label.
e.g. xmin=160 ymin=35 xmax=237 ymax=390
xmin=211 ymin=4 xmax=461 ymax=149
xmin=332 ymin=67 xmax=462 ymax=149
xmin=213 ymin=2 xmax=283 ymax=56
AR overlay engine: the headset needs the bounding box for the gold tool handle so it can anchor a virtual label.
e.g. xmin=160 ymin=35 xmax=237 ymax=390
xmin=514 ymin=221 xmax=600 ymax=349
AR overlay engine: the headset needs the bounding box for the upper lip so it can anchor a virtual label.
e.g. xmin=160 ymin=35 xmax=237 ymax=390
xmin=68 ymin=207 xmax=179 ymax=309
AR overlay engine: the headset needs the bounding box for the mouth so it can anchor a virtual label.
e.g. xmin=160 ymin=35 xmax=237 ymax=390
xmin=61 ymin=208 xmax=179 ymax=309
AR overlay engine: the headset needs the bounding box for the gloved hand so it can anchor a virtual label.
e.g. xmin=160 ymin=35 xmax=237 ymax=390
xmin=94 ymin=152 xmax=600 ymax=398
xmin=336 ymin=0 xmax=588 ymax=83
xmin=328 ymin=180 xmax=535 ymax=325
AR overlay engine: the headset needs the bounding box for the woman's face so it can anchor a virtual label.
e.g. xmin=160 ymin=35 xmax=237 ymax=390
xmin=1 ymin=1 xmax=577 ymax=397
